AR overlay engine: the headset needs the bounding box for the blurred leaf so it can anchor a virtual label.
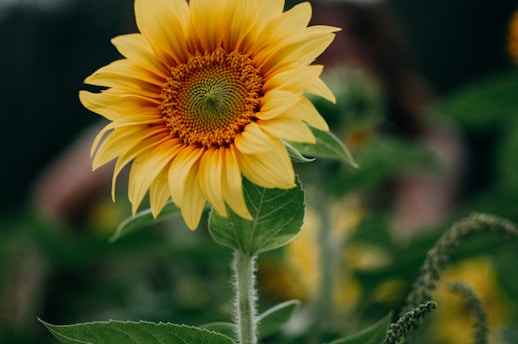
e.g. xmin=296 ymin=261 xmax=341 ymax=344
xmin=288 ymin=127 xmax=358 ymax=167
xmin=208 ymin=177 xmax=305 ymax=255
xmin=495 ymin=120 xmax=518 ymax=190
xmin=40 ymin=319 xmax=234 ymax=344
xmin=327 ymin=312 xmax=391 ymax=344
xmin=437 ymin=70 xmax=518 ymax=131
xmin=258 ymin=300 xmax=300 ymax=337
xmin=110 ymin=202 xmax=181 ymax=242
xmin=327 ymin=136 xmax=435 ymax=196
xmin=201 ymin=300 xmax=301 ymax=339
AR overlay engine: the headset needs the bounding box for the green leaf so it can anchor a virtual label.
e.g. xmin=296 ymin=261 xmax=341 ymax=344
xmin=258 ymin=300 xmax=300 ymax=338
xmin=288 ymin=126 xmax=357 ymax=167
xmin=208 ymin=177 xmax=305 ymax=255
xmin=327 ymin=313 xmax=391 ymax=344
xmin=200 ymin=322 xmax=235 ymax=339
xmin=284 ymin=141 xmax=316 ymax=163
xmin=40 ymin=319 xmax=234 ymax=344
xmin=437 ymin=70 xmax=518 ymax=131
xmin=109 ymin=202 xmax=181 ymax=242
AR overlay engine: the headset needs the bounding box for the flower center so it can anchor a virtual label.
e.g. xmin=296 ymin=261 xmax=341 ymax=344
xmin=160 ymin=49 xmax=263 ymax=147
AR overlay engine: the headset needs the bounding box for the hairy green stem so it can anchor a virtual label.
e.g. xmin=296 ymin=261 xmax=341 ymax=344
xmin=233 ymin=250 xmax=258 ymax=344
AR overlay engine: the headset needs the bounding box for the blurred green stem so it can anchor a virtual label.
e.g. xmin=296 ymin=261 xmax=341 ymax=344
xmin=233 ymin=250 xmax=258 ymax=344
xmin=316 ymin=190 xmax=333 ymax=325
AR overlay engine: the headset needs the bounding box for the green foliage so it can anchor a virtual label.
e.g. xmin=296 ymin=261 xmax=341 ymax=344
xmin=327 ymin=313 xmax=391 ymax=344
xmin=257 ymin=300 xmax=300 ymax=338
xmin=288 ymin=126 xmax=358 ymax=167
xmin=40 ymin=319 xmax=234 ymax=344
xmin=109 ymin=202 xmax=182 ymax=242
xmin=324 ymin=135 xmax=436 ymax=196
xmin=202 ymin=299 xmax=301 ymax=340
xmin=208 ymin=177 xmax=305 ymax=255
xmin=284 ymin=141 xmax=316 ymax=163
xmin=437 ymin=70 xmax=518 ymax=131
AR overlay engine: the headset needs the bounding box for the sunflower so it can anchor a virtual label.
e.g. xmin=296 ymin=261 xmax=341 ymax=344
xmin=509 ymin=8 xmax=518 ymax=62
xmin=80 ymin=0 xmax=339 ymax=230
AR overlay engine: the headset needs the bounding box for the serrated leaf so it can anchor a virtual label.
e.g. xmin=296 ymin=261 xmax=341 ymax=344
xmin=40 ymin=319 xmax=234 ymax=344
xmin=327 ymin=313 xmax=391 ymax=344
xmin=208 ymin=177 xmax=305 ymax=255
xmin=288 ymin=126 xmax=357 ymax=167
xmin=258 ymin=300 xmax=300 ymax=337
xmin=200 ymin=322 xmax=235 ymax=339
xmin=109 ymin=202 xmax=181 ymax=242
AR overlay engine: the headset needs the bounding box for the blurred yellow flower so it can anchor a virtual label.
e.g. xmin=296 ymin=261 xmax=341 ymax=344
xmin=508 ymin=8 xmax=518 ymax=62
xmin=428 ymin=256 xmax=511 ymax=344
xmin=80 ymin=0 xmax=338 ymax=229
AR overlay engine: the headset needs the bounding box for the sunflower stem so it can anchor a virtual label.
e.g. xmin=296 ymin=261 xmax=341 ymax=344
xmin=232 ymin=250 xmax=258 ymax=344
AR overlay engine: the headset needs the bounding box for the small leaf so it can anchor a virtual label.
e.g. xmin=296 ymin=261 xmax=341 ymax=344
xmin=208 ymin=177 xmax=305 ymax=255
xmin=40 ymin=319 xmax=234 ymax=344
xmin=284 ymin=141 xmax=316 ymax=163
xmin=327 ymin=313 xmax=391 ymax=344
xmin=258 ymin=300 xmax=300 ymax=338
xmin=288 ymin=126 xmax=357 ymax=167
xmin=110 ymin=202 xmax=181 ymax=242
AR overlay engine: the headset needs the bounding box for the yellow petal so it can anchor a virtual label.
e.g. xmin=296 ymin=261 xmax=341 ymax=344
xmin=134 ymin=0 xmax=190 ymax=65
xmin=256 ymin=28 xmax=337 ymax=77
xmin=149 ymin=169 xmax=171 ymax=217
xmin=237 ymin=139 xmax=295 ymax=189
xmin=263 ymin=65 xmax=323 ymax=94
xmin=221 ymin=0 xmax=257 ymax=52
xmin=92 ymin=126 xmax=140 ymax=167
xmin=110 ymin=134 xmax=175 ymax=201
xmin=198 ymin=147 xmax=227 ymax=217
xmin=168 ymin=145 xmax=204 ymax=207
xmin=241 ymin=0 xmax=284 ymax=49
xmin=234 ymin=122 xmax=275 ymax=154
xmin=179 ymin=168 xmax=206 ymax=231
xmin=85 ymin=73 xmax=161 ymax=99
xmin=111 ymin=33 xmax=169 ymax=79
xmin=224 ymin=147 xmax=252 ymax=220
xmin=257 ymin=90 xmax=299 ymax=120
xmin=86 ymin=59 xmax=164 ymax=88
xmin=258 ymin=115 xmax=315 ymax=143
xmin=90 ymin=122 xmax=168 ymax=164
xmin=189 ymin=0 xmax=225 ymax=52
xmin=281 ymin=1 xmax=311 ymax=28
xmin=128 ymin=140 xmax=180 ymax=215
xmin=79 ymin=91 xmax=124 ymax=121
xmin=286 ymin=97 xmax=329 ymax=131
xmin=307 ymin=77 xmax=336 ymax=103
xmin=258 ymin=1 xmax=312 ymax=48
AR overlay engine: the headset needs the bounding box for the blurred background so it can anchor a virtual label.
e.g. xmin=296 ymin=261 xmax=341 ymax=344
xmin=1 ymin=0 xmax=518 ymax=343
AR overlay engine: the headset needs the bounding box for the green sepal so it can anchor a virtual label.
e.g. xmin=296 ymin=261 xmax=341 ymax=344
xmin=109 ymin=201 xmax=181 ymax=242
xmin=287 ymin=126 xmax=357 ymax=167
xmin=327 ymin=313 xmax=391 ymax=344
xmin=208 ymin=177 xmax=305 ymax=255
xmin=40 ymin=319 xmax=234 ymax=344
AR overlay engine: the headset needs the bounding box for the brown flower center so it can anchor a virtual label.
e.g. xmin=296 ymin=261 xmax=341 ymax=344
xmin=160 ymin=49 xmax=263 ymax=147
